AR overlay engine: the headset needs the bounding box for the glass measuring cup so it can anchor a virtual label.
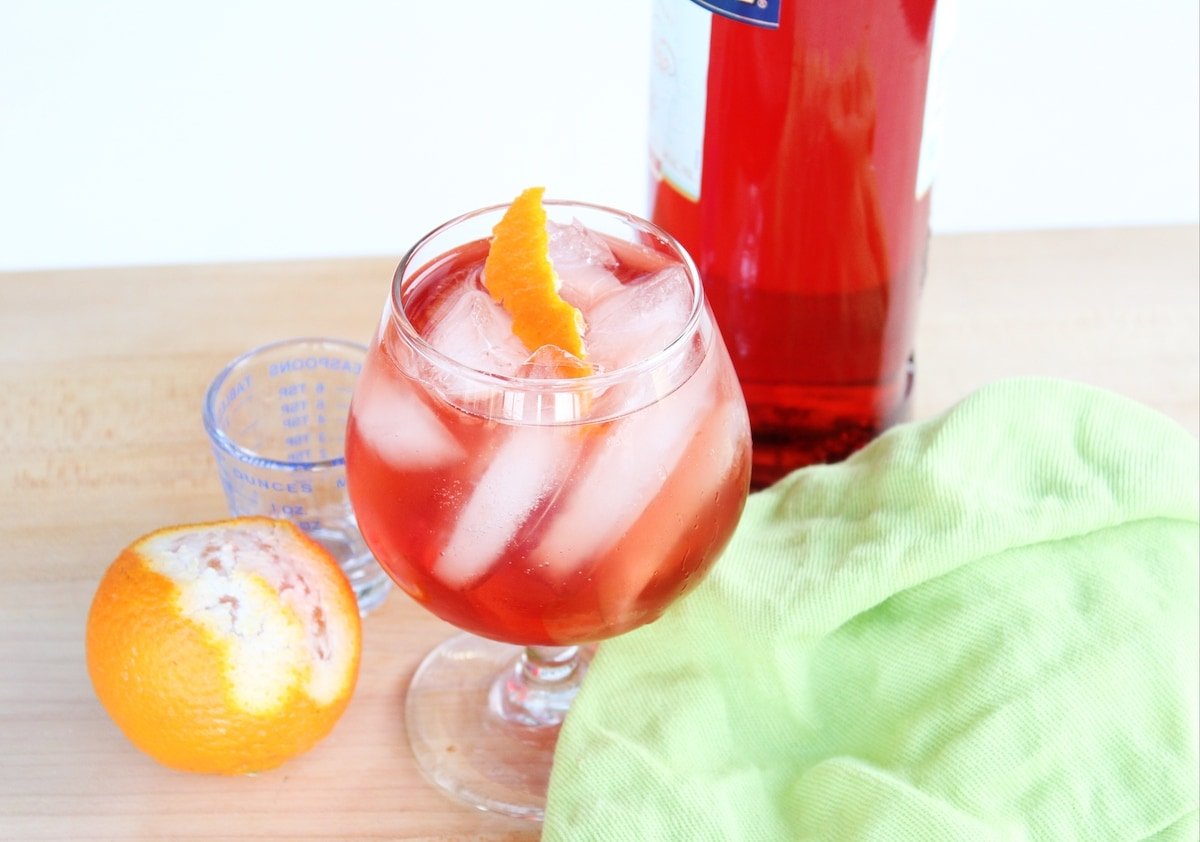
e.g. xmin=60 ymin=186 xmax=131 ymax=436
xmin=203 ymin=337 xmax=392 ymax=615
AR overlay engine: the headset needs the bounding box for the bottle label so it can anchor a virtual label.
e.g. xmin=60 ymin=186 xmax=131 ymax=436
xmin=649 ymin=0 xmax=712 ymax=201
xmin=915 ymin=0 xmax=954 ymax=198
xmin=686 ymin=0 xmax=780 ymax=29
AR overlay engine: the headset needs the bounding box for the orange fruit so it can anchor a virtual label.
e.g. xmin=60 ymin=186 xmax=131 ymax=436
xmin=483 ymin=186 xmax=590 ymax=370
xmin=85 ymin=517 xmax=362 ymax=775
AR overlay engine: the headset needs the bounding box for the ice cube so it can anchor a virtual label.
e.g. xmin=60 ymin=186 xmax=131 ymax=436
xmin=354 ymin=376 xmax=465 ymax=469
xmin=519 ymin=344 xmax=591 ymax=380
xmin=505 ymin=345 xmax=594 ymax=424
xmin=424 ymin=288 xmax=529 ymax=376
xmin=548 ymin=219 xmax=623 ymax=310
xmin=533 ymin=353 xmax=716 ymax=578
xmin=594 ymin=394 xmax=748 ymax=626
xmin=584 ymin=266 xmax=692 ymax=372
xmin=433 ymin=426 xmax=572 ymax=588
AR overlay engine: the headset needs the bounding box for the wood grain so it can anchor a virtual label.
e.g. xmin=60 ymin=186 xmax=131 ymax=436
xmin=1 ymin=227 xmax=1196 ymax=840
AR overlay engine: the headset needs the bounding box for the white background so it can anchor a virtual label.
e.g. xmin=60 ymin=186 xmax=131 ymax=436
xmin=1 ymin=0 xmax=1197 ymax=271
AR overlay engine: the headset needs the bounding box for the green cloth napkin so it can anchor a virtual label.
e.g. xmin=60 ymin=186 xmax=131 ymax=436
xmin=544 ymin=378 xmax=1199 ymax=841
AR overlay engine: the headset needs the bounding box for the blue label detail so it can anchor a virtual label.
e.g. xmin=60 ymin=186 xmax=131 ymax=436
xmin=687 ymin=0 xmax=780 ymax=29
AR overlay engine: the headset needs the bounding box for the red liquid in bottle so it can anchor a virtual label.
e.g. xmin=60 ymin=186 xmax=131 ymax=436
xmin=650 ymin=0 xmax=939 ymax=487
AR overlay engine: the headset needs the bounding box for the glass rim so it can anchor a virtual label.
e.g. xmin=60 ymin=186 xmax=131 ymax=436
xmin=202 ymin=335 xmax=367 ymax=471
xmin=387 ymin=198 xmax=706 ymax=394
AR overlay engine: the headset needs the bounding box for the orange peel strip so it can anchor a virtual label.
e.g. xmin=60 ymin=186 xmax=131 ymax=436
xmin=483 ymin=187 xmax=590 ymax=374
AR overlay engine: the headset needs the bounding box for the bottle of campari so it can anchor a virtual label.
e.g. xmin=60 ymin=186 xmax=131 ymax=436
xmin=649 ymin=0 xmax=950 ymax=488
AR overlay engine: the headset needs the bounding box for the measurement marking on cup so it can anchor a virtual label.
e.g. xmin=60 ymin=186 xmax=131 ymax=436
xmin=227 ymin=466 xmax=313 ymax=494
xmin=282 ymin=400 xmax=307 ymax=413
xmin=217 ymin=375 xmax=252 ymax=417
xmin=269 ymin=357 xmax=362 ymax=377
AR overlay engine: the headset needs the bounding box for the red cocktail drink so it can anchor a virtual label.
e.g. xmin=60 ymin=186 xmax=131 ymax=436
xmin=347 ymin=223 xmax=749 ymax=644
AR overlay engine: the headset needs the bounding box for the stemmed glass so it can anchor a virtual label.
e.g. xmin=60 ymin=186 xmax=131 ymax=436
xmin=345 ymin=200 xmax=751 ymax=820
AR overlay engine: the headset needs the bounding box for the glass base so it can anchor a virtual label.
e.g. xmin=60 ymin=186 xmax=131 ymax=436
xmin=405 ymin=633 xmax=592 ymax=821
xmin=340 ymin=553 xmax=392 ymax=616
xmin=309 ymin=527 xmax=393 ymax=615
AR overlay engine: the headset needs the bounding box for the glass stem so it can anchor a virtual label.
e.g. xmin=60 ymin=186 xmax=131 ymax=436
xmin=488 ymin=644 xmax=589 ymax=728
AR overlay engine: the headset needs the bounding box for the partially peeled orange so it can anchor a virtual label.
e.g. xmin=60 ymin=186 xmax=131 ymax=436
xmin=85 ymin=517 xmax=361 ymax=775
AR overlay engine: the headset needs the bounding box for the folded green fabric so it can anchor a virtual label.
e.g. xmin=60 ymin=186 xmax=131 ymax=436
xmin=544 ymin=378 xmax=1199 ymax=841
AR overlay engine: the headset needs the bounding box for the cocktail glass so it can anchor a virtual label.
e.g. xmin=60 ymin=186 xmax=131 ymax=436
xmin=345 ymin=199 xmax=751 ymax=820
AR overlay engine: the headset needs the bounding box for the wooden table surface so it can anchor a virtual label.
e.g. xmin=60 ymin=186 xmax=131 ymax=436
xmin=2 ymin=226 xmax=1197 ymax=840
